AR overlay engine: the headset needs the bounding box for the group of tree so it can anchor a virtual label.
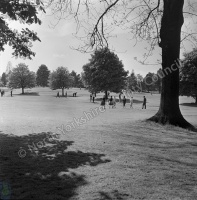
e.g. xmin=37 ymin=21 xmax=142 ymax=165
xmin=1 ymin=0 xmax=197 ymax=129
xmin=180 ymin=48 xmax=197 ymax=104
xmin=70 ymin=70 xmax=84 ymax=88
xmin=2 ymin=63 xmax=84 ymax=95
xmin=82 ymin=46 xmax=197 ymax=107
xmin=126 ymin=71 xmax=162 ymax=93
xmin=47 ymin=0 xmax=197 ymax=129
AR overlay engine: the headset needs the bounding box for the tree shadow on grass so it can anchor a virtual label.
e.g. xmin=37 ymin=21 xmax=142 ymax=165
xmin=0 ymin=132 xmax=110 ymax=200
xmin=180 ymin=103 xmax=197 ymax=107
xmin=99 ymin=190 xmax=129 ymax=200
xmin=14 ymin=92 xmax=40 ymax=96
xmin=52 ymin=95 xmax=79 ymax=98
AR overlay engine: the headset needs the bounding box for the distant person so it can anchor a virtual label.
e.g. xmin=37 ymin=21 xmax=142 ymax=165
xmin=101 ymin=97 xmax=106 ymax=109
xmin=56 ymin=91 xmax=60 ymax=98
xmin=65 ymin=92 xmax=67 ymax=97
xmin=108 ymin=96 xmax=113 ymax=108
xmin=130 ymin=97 xmax=133 ymax=108
xmin=142 ymin=96 xmax=147 ymax=109
xmin=90 ymin=94 xmax=92 ymax=102
xmin=107 ymin=91 xmax=110 ymax=98
xmin=92 ymin=93 xmax=95 ymax=103
xmin=112 ymin=96 xmax=116 ymax=108
xmin=123 ymin=96 xmax=126 ymax=108
xmin=1 ymin=90 xmax=4 ymax=97
xmin=11 ymin=90 xmax=12 ymax=97
xmin=75 ymin=92 xmax=77 ymax=97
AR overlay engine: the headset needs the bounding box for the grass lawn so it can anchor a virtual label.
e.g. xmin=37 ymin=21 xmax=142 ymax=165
xmin=0 ymin=87 xmax=197 ymax=200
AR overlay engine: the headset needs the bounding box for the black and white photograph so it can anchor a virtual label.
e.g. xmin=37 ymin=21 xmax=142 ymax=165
xmin=0 ymin=0 xmax=197 ymax=199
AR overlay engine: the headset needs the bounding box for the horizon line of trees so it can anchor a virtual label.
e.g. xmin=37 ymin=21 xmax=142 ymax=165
xmin=0 ymin=47 xmax=196 ymax=103
xmin=0 ymin=62 xmax=84 ymax=94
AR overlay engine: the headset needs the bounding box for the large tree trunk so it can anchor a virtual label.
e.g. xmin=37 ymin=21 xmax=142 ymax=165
xmin=149 ymin=0 xmax=194 ymax=130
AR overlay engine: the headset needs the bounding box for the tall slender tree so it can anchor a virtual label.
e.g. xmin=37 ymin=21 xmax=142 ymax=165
xmin=1 ymin=73 xmax=7 ymax=86
xmin=36 ymin=65 xmax=50 ymax=87
xmin=127 ymin=71 xmax=138 ymax=91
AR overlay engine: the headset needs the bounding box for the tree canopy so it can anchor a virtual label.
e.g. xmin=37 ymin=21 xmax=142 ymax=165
xmin=0 ymin=0 xmax=45 ymax=59
xmin=48 ymin=0 xmax=197 ymax=55
xmin=180 ymin=48 xmax=197 ymax=104
xmin=49 ymin=67 xmax=73 ymax=96
xmin=36 ymin=64 xmax=50 ymax=87
xmin=82 ymin=47 xmax=128 ymax=94
xmin=1 ymin=72 xmax=7 ymax=86
xmin=127 ymin=71 xmax=138 ymax=92
xmin=8 ymin=63 xmax=36 ymax=94
xmin=70 ymin=70 xmax=84 ymax=88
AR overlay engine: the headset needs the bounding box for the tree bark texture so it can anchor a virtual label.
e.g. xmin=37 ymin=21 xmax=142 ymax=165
xmin=149 ymin=0 xmax=195 ymax=130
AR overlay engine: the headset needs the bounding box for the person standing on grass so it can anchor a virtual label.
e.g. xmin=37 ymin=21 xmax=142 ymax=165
xmin=1 ymin=90 xmax=4 ymax=97
xmin=113 ymin=96 xmax=116 ymax=108
xmin=142 ymin=96 xmax=147 ymax=109
xmin=101 ymin=97 xmax=106 ymax=109
xmin=56 ymin=91 xmax=60 ymax=98
xmin=90 ymin=93 xmax=92 ymax=102
xmin=107 ymin=91 xmax=110 ymax=98
xmin=92 ymin=93 xmax=95 ymax=103
xmin=130 ymin=97 xmax=133 ymax=108
xmin=65 ymin=92 xmax=67 ymax=98
xmin=123 ymin=96 xmax=126 ymax=108
xmin=108 ymin=96 xmax=113 ymax=109
xmin=11 ymin=90 xmax=12 ymax=97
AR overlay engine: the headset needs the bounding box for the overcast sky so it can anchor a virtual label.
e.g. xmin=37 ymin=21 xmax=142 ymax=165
xmin=0 ymin=1 xmax=196 ymax=77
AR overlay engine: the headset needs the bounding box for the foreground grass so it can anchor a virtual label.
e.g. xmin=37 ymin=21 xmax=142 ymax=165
xmin=1 ymin=121 xmax=197 ymax=199
xmin=0 ymin=87 xmax=197 ymax=199
xmin=61 ymin=120 xmax=197 ymax=200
